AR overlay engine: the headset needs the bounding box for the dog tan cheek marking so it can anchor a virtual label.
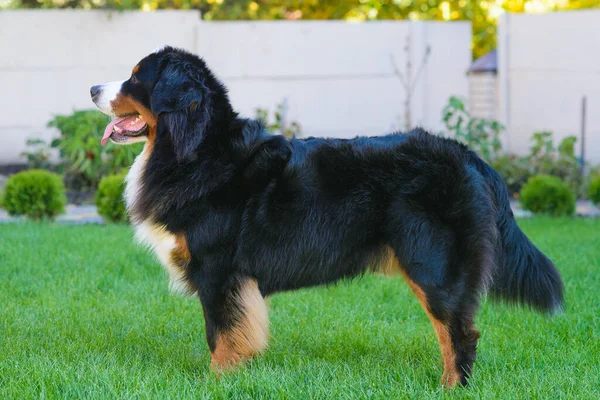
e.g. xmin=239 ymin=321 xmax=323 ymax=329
xmin=131 ymin=99 xmax=157 ymax=128
xmin=210 ymin=279 xmax=269 ymax=370
xmin=142 ymin=126 xmax=156 ymax=156
xmin=110 ymin=93 xmax=138 ymax=116
xmin=110 ymin=94 xmax=157 ymax=129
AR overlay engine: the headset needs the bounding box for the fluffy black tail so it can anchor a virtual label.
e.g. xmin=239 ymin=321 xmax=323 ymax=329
xmin=470 ymin=154 xmax=564 ymax=313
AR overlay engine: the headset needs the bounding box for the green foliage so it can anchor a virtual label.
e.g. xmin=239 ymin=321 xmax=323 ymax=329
xmin=95 ymin=173 xmax=127 ymax=223
xmin=491 ymin=154 xmax=530 ymax=198
xmin=526 ymin=132 xmax=580 ymax=194
xmin=588 ymin=175 xmax=600 ymax=205
xmin=21 ymin=139 xmax=54 ymax=170
xmin=255 ymin=100 xmax=301 ymax=138
xmin=442 ymin=96 xmax=504 ymax=162
xmin=47 ymin=110 xmax=143 ymax=191
xmin=491 ymin=131 xmax=583 ymax=197
xmin=520 ymin=175 xmax=575 ymax=217
xmin=530 ymin=132 xmax=578 ymax=174
xmin=3 ymin=170 xmax=66 ymax=220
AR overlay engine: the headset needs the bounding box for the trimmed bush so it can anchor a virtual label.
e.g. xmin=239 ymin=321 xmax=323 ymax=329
xmin=4 ymin=170 xmax=66 ymax=220
xmin=96 ymin=174 xmax=127 ymax=223
xmin=588 ymin=175 xmax=600 ymax=205
xmin=520 ymin=175 xmax=575 ymax=216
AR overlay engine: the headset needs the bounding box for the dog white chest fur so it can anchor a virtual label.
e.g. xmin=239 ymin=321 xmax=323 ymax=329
xmin=125 ymin=147 xmax=191 ymax=295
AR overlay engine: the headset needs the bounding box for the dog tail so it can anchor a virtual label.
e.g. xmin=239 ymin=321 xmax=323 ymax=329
xmin=471 ymin=155 xmax=564 ymax=313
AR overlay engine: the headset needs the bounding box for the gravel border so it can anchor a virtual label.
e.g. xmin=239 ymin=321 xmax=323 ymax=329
xmin=1 ymin=202 xmax=599 ymax=224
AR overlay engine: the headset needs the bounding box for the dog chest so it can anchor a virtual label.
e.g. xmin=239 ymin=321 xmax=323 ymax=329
xmin=125 ymin=149 xmax=191 ymax=294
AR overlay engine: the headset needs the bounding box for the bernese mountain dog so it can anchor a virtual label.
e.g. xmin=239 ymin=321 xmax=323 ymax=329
xmin=90 ymin=46 xmax=563 ymax=387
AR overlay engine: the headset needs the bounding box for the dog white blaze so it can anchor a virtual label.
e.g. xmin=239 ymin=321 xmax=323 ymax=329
xmin=94 ymin=80 xmax=126 ymax=116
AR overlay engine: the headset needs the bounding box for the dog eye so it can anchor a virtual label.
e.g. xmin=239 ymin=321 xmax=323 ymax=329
xmin=131 ymin=75 xmax=140 ymax=84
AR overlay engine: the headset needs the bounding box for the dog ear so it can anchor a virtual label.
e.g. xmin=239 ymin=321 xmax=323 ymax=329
xmin=151 ymin=63 xmax=211 ymax=162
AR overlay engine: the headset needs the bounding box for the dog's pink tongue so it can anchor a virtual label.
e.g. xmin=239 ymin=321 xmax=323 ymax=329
xmin=101 ymin=116 xmax=146 ymax=146
xmin=102 ymin=119 xmax=121 ymax=146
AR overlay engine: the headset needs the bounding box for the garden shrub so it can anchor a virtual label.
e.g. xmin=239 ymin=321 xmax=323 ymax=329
xmin=3 ymin=170 xmax=66 ymax=220
xmin=255 ymin=99 xmax=302 ymax=138
xmin=46 ymin=110 xmax=143 ymax=191
xmin=588 ymin=175 xmax=600 ymax=205
xmin=491 ymin=132 xmax=583 ymax=198
xmin=442 ymin=96 xmax=504 ymax=163
xmin=491 ymin=154 xmax=531 ymax=198
xmin=520 ymin=175 xmax=575 ymax=216
xmin=95 ymin=173 xmax=127 ymax=223
xmin=527 ymin=132 xmax=580 ymax=193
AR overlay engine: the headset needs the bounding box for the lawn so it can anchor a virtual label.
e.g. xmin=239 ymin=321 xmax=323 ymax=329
xmin=1 ymin=219 xmax=599 ymax=399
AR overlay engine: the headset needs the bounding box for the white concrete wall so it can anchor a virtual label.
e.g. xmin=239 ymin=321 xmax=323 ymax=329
xmin=498 ymin=11 xmax=600 ymax=163
xmin=200 ymin=21 xmax=471 ymax=138
xmin=0 ymin=11 xmax=471 ymax=164
xmin=0 ymin=11 xmax=200 ymax=164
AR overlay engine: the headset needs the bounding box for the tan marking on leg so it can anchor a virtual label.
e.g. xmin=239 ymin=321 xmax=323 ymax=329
xmin=211 ymin=279 xmax=269 ymax=371
xmin=171 ymin=234 xmax=191 ymax=266
xmin=377 ymin=246 xmax=462 ymax=388
xmin=157 ymin=233 xmax=194 ymax=295
xmin=374 ymin=246 xmax=402 ymax=275
xmin=399 ymin=269 xmax=460 ymax=387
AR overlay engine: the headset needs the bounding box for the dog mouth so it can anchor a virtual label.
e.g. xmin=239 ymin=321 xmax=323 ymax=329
xmin=101 ymin=114 xmax=148 ymax=146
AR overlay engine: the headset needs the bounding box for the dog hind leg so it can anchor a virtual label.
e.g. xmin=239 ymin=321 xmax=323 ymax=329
xmin=198 ymin=277 xmax=269 ymax=370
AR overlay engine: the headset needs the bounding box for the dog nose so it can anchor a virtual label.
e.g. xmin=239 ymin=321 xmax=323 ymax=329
xmin=90 ymin=85 xmax=102 ymax=100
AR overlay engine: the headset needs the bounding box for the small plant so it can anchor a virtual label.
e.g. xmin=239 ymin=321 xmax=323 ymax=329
xmin=520 ymin=175 xmax=575 ymax=217
xmin=491 ymin=154 xmax=531 ymax=198
xmin=255 ymin=99 xmax=301 ymax=138
xmin=3 ymin=170 xmax=66 ymax=220
xmin=588 ymin=175 xmax=600 ymax=205
xmin=95 ymin=173 xmax=128 ymax=223
xmin=528 ymin=132 xmax=580 ymax=190
xmin=21 ymin=139 xmax=54 ymax=170
xmin=442 ymin=96 xmax=504 ymax=162
xmin=492 ymin=132 xmax=583 ymax=197
xmin=46 ymin=110 xmax=143 ymax=191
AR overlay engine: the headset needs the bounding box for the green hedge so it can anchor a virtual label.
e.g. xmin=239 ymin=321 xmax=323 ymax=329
xmin=3 ymin=170 xmax=66 ymax=220
xmin=95 ymin=174 xmax=127 ymax=223
xmin=520 ymin=175 xmax=575 ymax=217
xmin=588 ymin=175 xmax=600 ymax=206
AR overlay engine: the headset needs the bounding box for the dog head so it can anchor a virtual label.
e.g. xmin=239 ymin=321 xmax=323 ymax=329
xmin=90 ymin=46 xmax=222 ymax=161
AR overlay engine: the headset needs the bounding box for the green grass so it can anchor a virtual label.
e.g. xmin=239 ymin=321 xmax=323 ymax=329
xmin=1 ymin=219 xmax=599 ymax=399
